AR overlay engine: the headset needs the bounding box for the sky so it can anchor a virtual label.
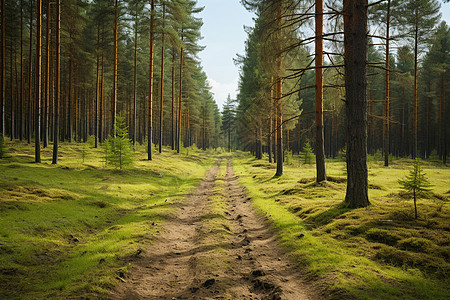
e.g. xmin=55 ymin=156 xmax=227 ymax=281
xmin=196 ymin=1 xmax=450 ymax=111
xmin=196 ymin=0 xmax=255 ymax=110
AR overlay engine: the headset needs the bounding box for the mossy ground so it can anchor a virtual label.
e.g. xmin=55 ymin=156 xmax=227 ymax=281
xmin=233 ymin=152 xmax=449 ymax=299
xmin=0 ymin=140 xmax=220 ymax=299
xmin=1 ymin=141 xmax=449 ymax=299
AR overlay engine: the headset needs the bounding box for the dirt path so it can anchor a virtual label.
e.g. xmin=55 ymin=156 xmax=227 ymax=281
xmin=111 ymin=160 xmax=315 ymax=300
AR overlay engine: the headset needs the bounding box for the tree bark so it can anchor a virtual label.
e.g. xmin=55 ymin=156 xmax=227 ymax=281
xmin=112 ymin=0 xmax=118 ymax=135
xmin=177 ymin=47 xmax=183 ymax=153
xmin=0 ymin=0 xmax=5 ymax=148
xmin=383 ymin=0 xmax=390 ymax=166
xmin=268 ymin=78 xmax=273 ymax=163
xmin=275 ymin=2 xmax=283 ymax=177
xmin=343 ymin=0 xmax=370 ymax=208
xmin=100 ymin=38 xmax=104 ymax=143
xmin=95 ymin=24 xmax=100 ymax=148
xmin=315 ymin=0 xmax=326 ymax=182
xmin=10 ymin=35 xmax=14 ymax=141
xmin=28 ymin=0 xmax=33 ymax=144
xmin=52 ymin=0 xmax=60 ymax=164
xmin=35 ymin=0 xmax=42 ymax=163
xmin=413 ymin=21 xmax=418 ymax=159
xmin=159 ymin=2 xmax=165 ymax=153
xmin=171 ymin=50 xmax=175 ymax=150
xmin=20 ymin=0 xmax=24 ymax=141
xmin=442 ymin=72 xmax=446 ymax=165
xmin=43 ymin=0 xmax=50 ymax=148
xmin=148 ymin=0 xmax=154 ymax=160
xmin=133 ymin=14 xmax=137 ymax=147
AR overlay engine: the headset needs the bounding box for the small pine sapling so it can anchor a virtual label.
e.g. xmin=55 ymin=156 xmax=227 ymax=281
xmin=398 ymin=160 xmax=432 ymax=219
xmin=105 ymin=116 xmax=134 ymax=169
xmin=301 ymin=140 xmax=315 ymax=164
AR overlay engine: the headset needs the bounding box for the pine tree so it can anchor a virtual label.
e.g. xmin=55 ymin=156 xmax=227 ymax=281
xmin=398 ymin=0 xmax=441 ymax=159
xmin=52 ymin=0 xmax=61 ymax=164
xmin=105 ymin=115 xmax=134 ymax=169
xmin=35 ymin=0 xmax=42 ymax=163
xmin=398 ymin=159 xmax=432 ymax=219
xmin=315 ymin=0 xmax=326 ymax=181
xmin=0 ymin=0 xmax=5 ymax=152
xmin=301 ymin=139 xmax=314 ymax=164
xmin=221 ymin=94 xmax=235 ymax=152
xmin=343 ymin=0 xmax=370 ymax=208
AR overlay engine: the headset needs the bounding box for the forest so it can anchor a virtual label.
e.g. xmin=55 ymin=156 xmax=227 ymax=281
xmin=0 ymin=0 xmax=449 ymax=299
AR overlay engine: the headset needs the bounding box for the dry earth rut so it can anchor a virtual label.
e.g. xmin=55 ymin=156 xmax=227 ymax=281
xmin=111 ymin=160 xmax=316 ymax=300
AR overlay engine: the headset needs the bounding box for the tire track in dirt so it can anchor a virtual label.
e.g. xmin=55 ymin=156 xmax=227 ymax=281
xmin=111 ymin=159 xmax=316 ymax=299
xmin=222 ymin=159 xmax=314 ymax=300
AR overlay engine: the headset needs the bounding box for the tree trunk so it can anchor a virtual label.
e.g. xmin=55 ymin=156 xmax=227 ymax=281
xmin=95 ymin=24 xmax=99 ymax=148
xmin=177 ymin=46 xmax=183 ymax=153
xmin=0 ymin=0 xmax=5 ymax=148
xmin=383 ymin=0 xmax=390 ymax=166
xmin=426 ymin=88 xmax=431 ymax=159
xmin=441 ymin=72 xmax=446 ymax=164
xmin=133 ymin=15 xmax=137 ymax=147
xmin=275 ymin=1 xmax=283 ymax=176
xmin=315 ymin=0 xmax=326 ymax=182
xmin=268 ymin=78 xmax=273 ymax=163
xmin=273 ymin=91 xmax=277 ymax=164
xmin=28 ymin=0 xmax=33 ymax=144
xmin=275 ymin=76 xmax=283 ymax=176
xmin=159 ymin=3 xmax=165 ymax=154
xmin=171 ymin=50 xmax=175 ymax=150
xmin=20 ymin=0 xmax=24 ymax=141
xmin=148 ymin=0 xmax=154 ymax=160
xmin=112 ymin=0 xmax=118 ymax=136
xmin=413 ymin=21 xmax=418 ymax=159
xmin=35 ymin=0 xmax=42 ymax=163
xmin=402 ymin=86 xmax=405 ymax=156
xmin=343 ymin=0 xmax=370 ymax=208
xmin=43 ymin=0 xmax=50 ymax=148
xmin=52 ymin=0 xmax=60 ymax=164
xmin=258 ymin=126 xmax=263 ymax=159
xmin=10 ymin=35 xmax=14 ymax=141
xmin=100 ymin=42 xmax=104 ymax=143
xmin=68 ymin=57 xmax=73 ymax=142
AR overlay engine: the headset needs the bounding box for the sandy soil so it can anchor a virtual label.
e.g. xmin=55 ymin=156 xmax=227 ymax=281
xmin=111 ymin=160 xmax=316 ymax=300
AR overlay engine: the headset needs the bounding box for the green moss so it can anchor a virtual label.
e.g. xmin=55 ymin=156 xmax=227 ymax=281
xmin=366 ymin=228 xmax=401 ymax=246
xmin=0 ymin=140 xmax=219 ymax=299
xmin=233 ymin=153 xmax=450 ymax=299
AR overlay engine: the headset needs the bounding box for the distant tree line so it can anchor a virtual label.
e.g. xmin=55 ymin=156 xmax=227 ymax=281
xmin=0 ymin=0 xmax=222 ymax=162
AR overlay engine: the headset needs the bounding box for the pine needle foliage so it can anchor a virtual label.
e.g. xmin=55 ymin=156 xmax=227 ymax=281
xmin=398 ymin=160 xmax=432 ymax=219
xmin=104 ymin=116 xmax=134 ymax=169
xmin=301 ymin=140 xmax=315 ymax=164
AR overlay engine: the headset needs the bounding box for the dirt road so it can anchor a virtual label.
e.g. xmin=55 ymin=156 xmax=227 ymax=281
xmin=111 ymin=160 xmax=315 ymax=299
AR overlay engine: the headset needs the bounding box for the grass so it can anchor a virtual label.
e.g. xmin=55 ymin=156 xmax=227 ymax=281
xmin=232 ymin=152 xmax=449 ymax=299
xmin=2 ymin=141 xmax=449 ymax=299
xmin=0 ymin=140 xmax=220 ymax=299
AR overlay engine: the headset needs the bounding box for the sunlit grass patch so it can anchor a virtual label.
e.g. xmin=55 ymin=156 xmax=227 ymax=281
xmin=0 ymin=140 xmax=217 ymax=299
xmin=233 ymin=153 xmax=450 ymax=299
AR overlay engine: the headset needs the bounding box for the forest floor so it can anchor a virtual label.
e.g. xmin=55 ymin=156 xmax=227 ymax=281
xmin=111 ymin=159 xmax=316 ymax=299
xmin=0 ymin=141 xmax=449 ymax=299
